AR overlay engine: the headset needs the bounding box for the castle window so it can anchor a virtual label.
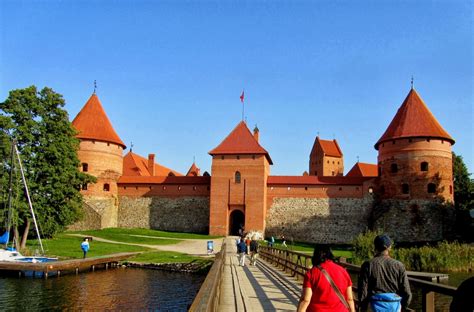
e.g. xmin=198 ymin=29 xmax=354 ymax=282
xmin=378 ymin=166 xmax=382 ymax=176
xmin=82 ymin=163 xmax=88 ymax=172
xmin=450 ymin=185 xmax=453 ymax=194
xmin=327 ymin=160 xmax=329 ymax=164
xmin=337 ymin=161 xmax=340 ymax=164
xmin=305 ymin=186 xmax=308 ymax=191
xmin=332 ymin=171 xmax=335 ymax=176
xmin=123 ymin=186 xmax=127 ymax=190
xmin=235 ymin=171 xmax=241 ymax=184
xmin=421 ymin=162 xmax=429 ymax=171
xmin=168 ymin=172 xmax=175 ymax=177
xmin=149 ymin=186 xmax=152 ymax=190
xmin=339 ymin=187 xmax=342 ymax=191
xmin=391 ymin=163 xmax=398 ymax=173
xmin=332 ymin=161 xmax=335 ymax=164
xmin=107 ymin=142 xmax=110 ymax=146
xmin=252 ymin=155 xmax=255 ymax=160
xmin=427 ymin=183 xmax=436 ymax=193
xmin=441 ymin=140 xmax=444 ymax=144
xmin=392 ymin=140 xmax=396 ymax=145
xmin=221 ymin=156 xmax=225 ymax=160
xmin=103 ymin=184 xmax=110 ymax=192
xmin=82 ymin=183 xmax=88 ymax=190
xmin=237 ymin=155 xmax=240 ymax=160
xmin=402 ymin=183 xmax=409 ymax=194
xmin=427 ymin=138 xmax=430 ymax=142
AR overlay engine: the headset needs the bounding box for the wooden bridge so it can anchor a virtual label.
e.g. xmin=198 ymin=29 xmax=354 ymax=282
xmin=190 ymin=237 xmax=458 ymax=312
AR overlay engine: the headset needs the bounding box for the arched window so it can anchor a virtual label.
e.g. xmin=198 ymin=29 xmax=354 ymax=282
xmin=235 ymin=171 xmax=241 ymax=184
xmin=81 ymin=183 xmax=88 ymax=190
xmin=427 ymin=183 xmax=436 ymax=193
xmin=103 ymin=184 xmax=110 ymax=192
xmin=168 ymin=172 xmax=175 ymax=177
xmin=421 ymin=162 xmax=429 ymax=171
xmin=391 ymin=163 xmax=398 ymax=173
xmin=450 ymin=185 xmax=453 ymax=194
xmin=402 ymin=183 xmax=409 ymax=194
xmin=82 ymin=163 xmax=88 ymax=172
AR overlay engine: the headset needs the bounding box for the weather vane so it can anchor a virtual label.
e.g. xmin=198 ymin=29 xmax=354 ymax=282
xmin=130 ymin=142 xmax=134 ymax=152
xmin=94 ymin=80 xmax=97 ymax=94
xmin=411 ymin=76 xmax=414 ymax=89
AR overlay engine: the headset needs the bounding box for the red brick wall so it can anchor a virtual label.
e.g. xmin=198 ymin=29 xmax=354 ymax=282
xmin=78 ymin=140 xmax=123 ymax=197
xmin=209 ymin=154 xmax=270 ymax=235
xmin=118 ymin=183 xmax=210 ymax=197
xmin=377 ymin=138 xmax=453 ymax=201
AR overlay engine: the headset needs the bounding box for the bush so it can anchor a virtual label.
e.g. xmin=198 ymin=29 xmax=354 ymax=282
xmin=351 ymin=230 xmax=382 ymax=265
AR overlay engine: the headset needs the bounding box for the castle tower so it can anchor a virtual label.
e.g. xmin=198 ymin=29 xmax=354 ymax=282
xmin=208 ymin=121 xmax=272 ymax=236
xmin=71 ymin=93 xmax=126 ymax=228
xmin=309 ymin=137 xmax=344 ymax=176
xmin=375 ymin=88 xmax=455 ymax=202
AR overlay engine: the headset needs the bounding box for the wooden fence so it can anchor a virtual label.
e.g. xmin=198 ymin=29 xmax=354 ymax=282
xmin=258 ymin=246 xmax=457 ymax=312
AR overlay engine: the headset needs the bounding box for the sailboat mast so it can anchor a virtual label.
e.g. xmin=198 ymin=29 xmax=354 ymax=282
xmin=14 ymin=143 xmax=44 ymax=254
xmin=6 ymin=141 xmax=15 ymax=236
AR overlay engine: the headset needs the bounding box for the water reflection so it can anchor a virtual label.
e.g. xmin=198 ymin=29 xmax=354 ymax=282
xmin=0 ymin=268 xmax=205 ymax=311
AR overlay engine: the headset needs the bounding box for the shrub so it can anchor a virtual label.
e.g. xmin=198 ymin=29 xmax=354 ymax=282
xmin=351 ymin=230 xmax=382 ymax=265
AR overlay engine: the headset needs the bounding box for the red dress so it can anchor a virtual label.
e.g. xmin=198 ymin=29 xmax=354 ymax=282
xmin=302 ymin=260 xmax=352 ymax=312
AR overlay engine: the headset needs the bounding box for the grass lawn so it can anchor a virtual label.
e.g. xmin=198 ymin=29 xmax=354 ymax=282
xmin=25 ymin=228 xmax=220 ymax=264
xmin=27 ymin=233 xmax=150 ymax=259
xmin=69 ymin=227 xmax=221 ymax=242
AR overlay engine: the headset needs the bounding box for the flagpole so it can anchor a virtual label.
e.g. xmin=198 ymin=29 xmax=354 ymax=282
xmin=240 ymin=89 xmax=245 ymax=122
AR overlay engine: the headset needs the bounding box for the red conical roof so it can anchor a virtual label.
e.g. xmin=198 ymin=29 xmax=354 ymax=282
xmin=209 ymin=121 xmax=273 ymax=164
xmin=72 ymin=93 xmax=126 ymax=148
xmin=122 ymin=151 xmax=182 ymax=176
xmin=375 ymin=89 xmax=454 ymax=149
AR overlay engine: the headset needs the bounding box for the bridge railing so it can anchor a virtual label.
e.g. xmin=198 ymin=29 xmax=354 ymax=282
xmin=258 ymin=246 xmax=457 ymax=312
xmin=188 ymin=241 xmax=226 ymax=312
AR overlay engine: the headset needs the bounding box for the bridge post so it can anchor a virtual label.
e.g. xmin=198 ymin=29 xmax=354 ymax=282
xmin=422 ymin=289 xmax=435 ymax=312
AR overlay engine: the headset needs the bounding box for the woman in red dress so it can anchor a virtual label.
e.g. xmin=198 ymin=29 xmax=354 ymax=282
xmin=297 ymin=245 xmax=355 ymax=312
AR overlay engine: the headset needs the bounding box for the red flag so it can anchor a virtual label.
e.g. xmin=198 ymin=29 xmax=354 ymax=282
xmin=240 ymin=90 xmax=244 ymax=103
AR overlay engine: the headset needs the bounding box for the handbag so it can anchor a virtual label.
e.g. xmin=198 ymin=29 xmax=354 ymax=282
xmin=317 ymin=265 xmax=350 ymax=310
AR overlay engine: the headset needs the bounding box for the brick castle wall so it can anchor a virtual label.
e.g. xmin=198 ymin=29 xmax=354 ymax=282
xmin=266 ymin=196 xmax=373 ymax=244
xmin=118 ymin=196 xmax=210 ymax=233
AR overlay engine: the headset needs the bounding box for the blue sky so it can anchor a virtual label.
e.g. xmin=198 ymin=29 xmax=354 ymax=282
xmin=1 ymin=0 xmax=472 ymax=175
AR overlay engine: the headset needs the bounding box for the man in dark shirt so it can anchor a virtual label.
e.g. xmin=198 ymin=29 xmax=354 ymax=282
xmin=358 ymin=234 xmax=412 ymax=311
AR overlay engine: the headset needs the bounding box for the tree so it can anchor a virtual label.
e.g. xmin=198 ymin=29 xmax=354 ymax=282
xmin=0 ymin=86 xmax=95 ymax=247
xmin=453 ymin=152 xmax=474 ymax=211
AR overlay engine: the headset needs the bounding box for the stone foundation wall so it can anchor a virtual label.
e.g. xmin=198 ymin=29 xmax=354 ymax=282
xmin=265 ymin=197 xmax=373 ymax=244
xmin=68 ymin=196 xmax=117 ymax=230
xmin=118 ymin=196 xmax=210 ymax=233
xmin=372 ymin=199 xmax=454 ymax=242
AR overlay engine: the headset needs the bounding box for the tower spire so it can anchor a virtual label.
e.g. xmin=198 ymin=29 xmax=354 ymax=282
xmin=411 ymin=76 xmax=414 ymax=89
xmin=94 ymin=80 xmax=97 ymax=94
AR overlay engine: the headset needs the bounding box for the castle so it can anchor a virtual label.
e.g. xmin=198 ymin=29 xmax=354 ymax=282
xmin=69 ymin=87 xmax=455 ymax=243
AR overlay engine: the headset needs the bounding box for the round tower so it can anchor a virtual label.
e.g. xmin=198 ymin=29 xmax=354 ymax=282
xmin=375 ymin=88 xmax=454 ymax=202
xmin=71 ymin=93 xmax=126 ymax=229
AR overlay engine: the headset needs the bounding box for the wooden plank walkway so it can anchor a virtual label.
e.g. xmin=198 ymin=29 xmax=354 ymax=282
xmin=0 ymin=252 xmax=140 ymax=278
xmin=217 ymin=237 xmax=301 ymax=311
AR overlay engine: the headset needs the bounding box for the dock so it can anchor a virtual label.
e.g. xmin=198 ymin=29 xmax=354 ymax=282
xmin=0 ymin=252 xmax=140 ymax=278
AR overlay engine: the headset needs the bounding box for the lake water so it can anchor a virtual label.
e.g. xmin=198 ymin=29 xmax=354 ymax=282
xmin=0 ymin=267 xmax=205 ymax=311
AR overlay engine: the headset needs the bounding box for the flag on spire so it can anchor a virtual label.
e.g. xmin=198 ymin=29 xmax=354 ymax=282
xmin=240 ymin=90 xmax=245 ymax=103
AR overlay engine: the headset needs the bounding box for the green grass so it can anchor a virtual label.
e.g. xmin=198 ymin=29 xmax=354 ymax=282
xmin=23 ymin=228 xmax=220 ymax=264
xmin=69 ymin=227 xmax=221 ymax=241
xmin=26 ymin=233 xmax=150 ymax=259
xmin=266 ymin=240 xmax=354 ymax=259
xmin=128 ymin=250 xmax=211 ymax=264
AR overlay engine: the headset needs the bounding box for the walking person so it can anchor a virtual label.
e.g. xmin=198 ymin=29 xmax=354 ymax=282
xmin=281 ymin=235 xmax=287 ymax=248
xmin=81 ymin=238 xmax=90 ymax=259
xmin=297 ymin=245 xmax=355 ymax=312
xmin=358 ymin=234 xmax=412 ymax=312
xmin=250 ymin=236 xmax=259 ymax=266
xmin=237 ymin=236 xmax=247 ymax=266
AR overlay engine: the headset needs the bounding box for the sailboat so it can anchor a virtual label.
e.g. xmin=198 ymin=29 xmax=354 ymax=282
xmin=0 ymin=139 xmax=57 ymax=264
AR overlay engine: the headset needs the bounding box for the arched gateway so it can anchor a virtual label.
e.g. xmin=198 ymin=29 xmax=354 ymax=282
xmin=229 ymin=210 xmax=245 ymax=236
